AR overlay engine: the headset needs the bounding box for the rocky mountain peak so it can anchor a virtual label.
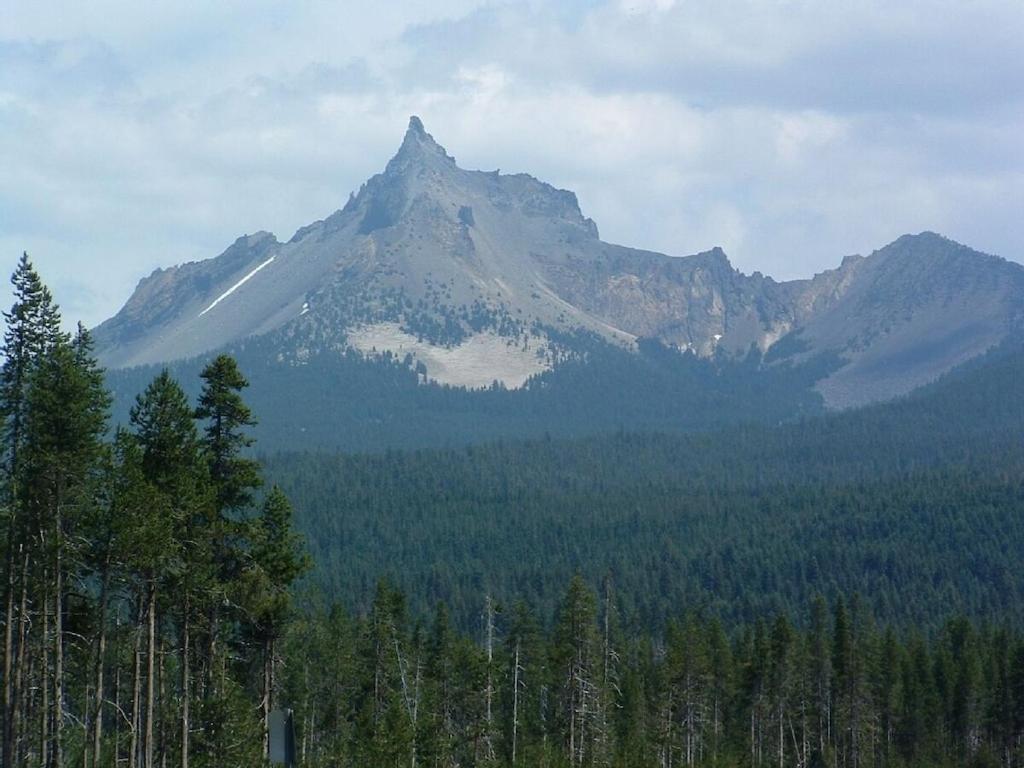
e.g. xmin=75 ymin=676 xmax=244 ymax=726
xmin=406 ymin=115 xmax=426 ymax=137
xmin=695 ymin=246 xmax=734 ymax=272
xmin=92 ymin=118 xmax=1024 ymax=410
xmin=386 ymin=115 xmax=456 ymax=175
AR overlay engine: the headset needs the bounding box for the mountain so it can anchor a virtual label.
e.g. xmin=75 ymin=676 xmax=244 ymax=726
xmin=94 ymin=117 xmax=1024 ymax=408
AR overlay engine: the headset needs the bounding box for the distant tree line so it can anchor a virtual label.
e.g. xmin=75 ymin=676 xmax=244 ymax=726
xmin=0 ymin=255 xmax=307 ymax=767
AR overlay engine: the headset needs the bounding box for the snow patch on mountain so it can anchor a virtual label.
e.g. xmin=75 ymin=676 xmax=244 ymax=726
xmin=347 ymin=322 xmax=550 ymax=389
xmin=199 ymin=255 xmax=276 ymax=317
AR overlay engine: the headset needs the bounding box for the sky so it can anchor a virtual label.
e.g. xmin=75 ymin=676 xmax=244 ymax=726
xmin=2 ymin=0 xmax=1022 ymax=329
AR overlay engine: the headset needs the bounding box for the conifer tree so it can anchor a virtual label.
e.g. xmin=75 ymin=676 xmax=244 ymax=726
xmin=875 ymin=627 xmax=901 ymax=763
xmin=21 ymin=325 xmax=109 ymax=766
xmin=0 ymin=253 xmax=62 ymax=768
xmin=552 ymin=575 xmax=599 ymax=766
xmin=247 ymin=485 xmax=309 ymax=757
xmin=358 ymin=581 xmax=416 ymax=767
xmin=194 ymin=354 xmax=261 ymax=717
xmin=705 ymin=617 xmax=732 ymax=763
xmin=130 ymin=370 xmax=209 ymax=768
xmin=422 ymin=602 xmax=457 ymax=766
xmin=614 ymin=641 xmax=652 ymax=768
xmin=503 ymin=600 xmax=544 ymax=766
xmin=808 ymin=595 xmax=832 ymax=761
xmin=1 ymin=253 xmax=62 ymax=475
xmin=832 ymin=596 xmax=853 ymax=763
xmin=768 ymin=615 xmax=796 ymax=768
xmin=594 ymin=576 xmax=620 ymax=767
xmin=741 ymin=619 xmax=772 ymax=767
xmin=195 ymin=354 xmax=260 ymax=512
xmin=666 ymin=614 xmax=711 ymax=766
xmin=87 ymin=428 xmax=148 ymax=767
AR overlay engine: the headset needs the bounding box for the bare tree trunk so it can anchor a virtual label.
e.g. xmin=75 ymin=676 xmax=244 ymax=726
xmin=713 ymin=693 xmax=720 ymax=762
xmin=411 ymin=656 xmax=421 ymax=768
xmin=512 ymin=639 xmax=521 ymax=766
xmin=181 ymin=598 xmax=190 ymax=768
xmin=578 ymin=667 xmax=588 ymax=767
xmin=262 ymin=635 xmax=271 ymax=761
xmin=40 ymin=562 xmax=49 ymax=768
xmin=2 ymin=537 xmax=14 ymax=768
xmin=778 ymin=700 xmax=784 ymax=768
xmin=301 ymin=662 xmax=310 ymax=763
xmin=392 ymin=633 xmax=419 ymax=768
xmin=146 ymin=583 xmax=156 ymax=768
xmin=751 ymin=711 xmax=756 ymax=768
xmin=270 ymin=637 xmax=277 ymax=713
xmin=308 ymin=701 xmax=317 ymax=764
xmin=130 ymin=601 xmax=143 ymax=768
xmin=113 ymin=661 xmax=121 ymax=768
xmin=82 ymin=683 xmax=91 ymax=768
xmin=602 ymin=579 xmax=611 ymax=689
xmin=160 ymin=636 xmax=169 ymax=768
xmin=4 ymin=544 xmax=29 ymax=768
xmin=569 ymin=676 xmax=576 ymax=765
xmin=53 ymin=500 xmax=65 ymax=768
xmin=12 ymin=549 xmax=29 ymax=768
xmin=599 ymin=576 xmax=616 ymax=768
xmin=206 ymin=604 xmax=218 ymax=699
xmin=21 ymin=650 xmax=34 ymax=768
xmin=484 ymin=596 xmax=495 ymax=761
xmin=91 ymin=563 xmax=110 ymax=768
xmin=54 ymin=546 xmax=64 ymax=768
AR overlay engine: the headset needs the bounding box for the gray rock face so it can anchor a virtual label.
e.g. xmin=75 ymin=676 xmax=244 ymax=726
xmin=784 ymin=234 xmax=1024 ymax=406
xmin=93 ymin=117 xmax=1024 ymax=407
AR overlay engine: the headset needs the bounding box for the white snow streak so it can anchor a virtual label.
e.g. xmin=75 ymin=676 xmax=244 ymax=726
xmin=198 ymin=256 xmax=276 ymax=317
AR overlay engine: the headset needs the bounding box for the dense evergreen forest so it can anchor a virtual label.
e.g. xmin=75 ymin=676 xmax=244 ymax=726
xmin=265 ymin=342 xmax=1024 ymax=631
xmin=104 ymin=330 xmax=836 ymax=453
xmin=4 ymin=254 xmax=1024 ymax=767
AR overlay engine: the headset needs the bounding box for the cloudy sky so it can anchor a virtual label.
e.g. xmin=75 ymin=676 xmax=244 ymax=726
xmin=2 ymin=0 xmax=1022 ymax=328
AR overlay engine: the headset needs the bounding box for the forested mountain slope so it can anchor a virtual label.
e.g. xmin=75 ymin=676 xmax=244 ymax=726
xmin=264 ymin=342 xmax=1024 ymax=630
xmin=105 ymin=333 xmax=837 ymax=452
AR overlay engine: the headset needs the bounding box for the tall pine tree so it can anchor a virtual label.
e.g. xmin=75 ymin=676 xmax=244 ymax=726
xmin=130 ymin=370 xmax=210 ymax=768
xmin=0 ymin=253 xmax=62 ymax=768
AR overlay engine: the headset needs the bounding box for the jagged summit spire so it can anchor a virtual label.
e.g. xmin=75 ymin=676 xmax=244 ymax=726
xmin=407 ymin=115 xmax=426 ymax=137
xmin=389 ymin=115 xmax=455 ymax=172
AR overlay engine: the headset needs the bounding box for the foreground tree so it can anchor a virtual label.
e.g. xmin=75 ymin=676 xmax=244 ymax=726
xmin=194 ymin=354 xmax=262 ymax=758
xmin=246 ymin=486 xmax=309 ymax=758
xmin=0 ymin=253 xmax=62 ymax=768
xmin=130 ymin=370 xmax=211 ymax=768
xmin=21 ymin=325 xmax=109 ymax=766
